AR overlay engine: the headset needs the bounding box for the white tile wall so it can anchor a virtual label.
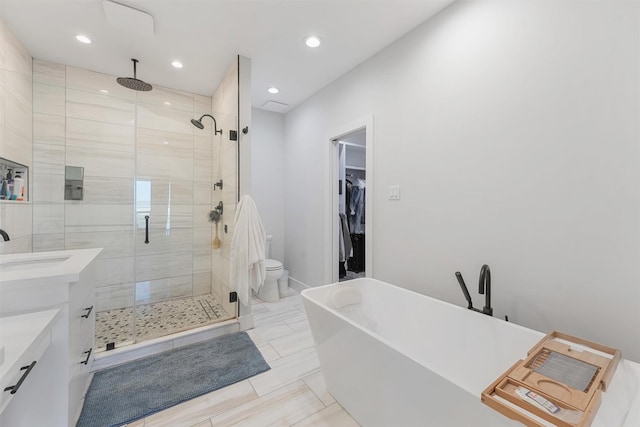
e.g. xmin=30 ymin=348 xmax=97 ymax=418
xmin=193 ymin=271 xmax=212 ymax=296
xmin=65 ymin=229 xmax=134 ymax=258
xmin=66 ymin=88 xmax=135 ymax=126
xmin=33 ymin=60 xmax=65 ymax=87
xmin=135 ymin=274 xmax=193 ymax=304
xmin=193 ymin=227 xmax=212 ymax=253
xmin=96 ymin=282 xmax=135 ymax=311
xmin=81 ymin=177 xmax=134 ymax=205
xmin=135 ymin=228 xmax=193 ymax=255
xmin=32 ymin=173 xmax=64 ymax=202
xmin=66 ymin=66 xmax=136 ymax=101
xmin=136 ymin=153 xmax=193 ymax=181
xmin=32 ymin=233 xmax=65 ymax=252
xmin=144 ymin=204 xmax=193 ymax=230
xmin=0 ymin=17 xmax=32 ymax=254
xmin=136 ymin=128 xmax=193 ymax=158
xmin=32 ymin=144 xmax=65 ymax=174
xmin=94 ymin=256 xmax=135 ymax=286
xmin=137 ymin=86 xmax=194 ymax=112
xmin=33 ymin=113 xmax=64 ymax=145
xmin=137 ymin=103 xmax=193 ymax=134
xmin=66 ymin=118 xmax=135 ymax=152
xmin=136 ymin=252 xmax=193 ymax=282
xmin=66 ymin=145 xmax=135 ymax=178
xmin=5 ymin=69 xmax=32 ymax=107
xmin=33 ymin=83 xmax=65 ymax=116
xmin=32 ymin=204 xmax=64 ymax=234
xmin=4 ymin=127 xmax=32 ymax=167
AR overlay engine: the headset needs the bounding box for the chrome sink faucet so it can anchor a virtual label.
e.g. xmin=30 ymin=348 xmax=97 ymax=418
xmin=455 ymin=264 xmax=492 ymax=316
xmin=0 ymin=229 xmax=9 ymax=241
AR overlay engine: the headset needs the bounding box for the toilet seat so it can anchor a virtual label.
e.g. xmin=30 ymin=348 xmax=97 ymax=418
xmin=265 ymin=259 xmax=283 ymax=271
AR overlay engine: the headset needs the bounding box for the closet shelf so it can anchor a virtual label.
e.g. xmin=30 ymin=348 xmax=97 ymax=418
xmin=346 ymin=165 xmax=365 ymax=171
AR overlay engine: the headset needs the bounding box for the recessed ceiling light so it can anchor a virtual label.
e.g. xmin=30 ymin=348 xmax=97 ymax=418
xmin=268 ymin=87 xmax=279 ymax=94
xmin=100 ymin=89 xmax=109 ymax=94
xmin=304 ymin=35 xmax=322 ymax=48
xmin=171 ymin=60 xmax=183 ymax=69
xmin=76 ymin=35 xmax=92 ymax=44
xmin=164 ymin=101 xmax=171 ymax=105
xmin=163 ymin=141 xmax=169 ymax=145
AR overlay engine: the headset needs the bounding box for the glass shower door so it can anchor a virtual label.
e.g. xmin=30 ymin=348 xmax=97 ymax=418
xmin=132 ymin=88 xmax=234 ymax=344
xmin=133 ymin=88 xmax=200 ymax=343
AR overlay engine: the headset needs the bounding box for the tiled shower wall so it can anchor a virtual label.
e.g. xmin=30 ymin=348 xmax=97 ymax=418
xmin=211 ymin=59 xmax=240 ymax=317
xmin=31 ymin=59 xmax=220 ymax=313
xmin=0 ymin=17 xmax=33 ymax=254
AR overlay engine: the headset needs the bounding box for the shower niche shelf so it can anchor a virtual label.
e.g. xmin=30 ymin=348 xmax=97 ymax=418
xmin=0 ymin=157 xmax=28 ymax=202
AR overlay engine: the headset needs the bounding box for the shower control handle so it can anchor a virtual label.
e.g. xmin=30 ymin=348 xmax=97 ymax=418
xmin=144 ymin=215 xmax=149 ymax=244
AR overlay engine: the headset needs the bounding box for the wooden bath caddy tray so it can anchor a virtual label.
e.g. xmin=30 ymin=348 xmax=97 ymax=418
xmin=481 ymin=331 xmax=620 ymax=427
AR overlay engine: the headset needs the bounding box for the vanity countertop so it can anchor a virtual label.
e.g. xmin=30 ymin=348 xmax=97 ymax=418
xmin=0 ymin=248 xmax=102 ymax=288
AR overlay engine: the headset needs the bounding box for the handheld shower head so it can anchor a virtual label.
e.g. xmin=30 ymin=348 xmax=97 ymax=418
xmin=190 ymin=118 xmax=204 ymax=129
xmin=190 ymin=114 xmax=222 ymax=134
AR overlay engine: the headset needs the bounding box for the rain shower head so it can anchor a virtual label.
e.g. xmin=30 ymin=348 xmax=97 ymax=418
xmin=117 ymin=58 xmax=152 ymax=91
xmin=191 ymin=114 xmax=222 ymax=135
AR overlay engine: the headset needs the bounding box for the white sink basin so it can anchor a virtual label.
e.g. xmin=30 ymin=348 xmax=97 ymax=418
xmin=0 ymin=248 xmax=102 ymax=289
xmin=0 ymin=257 xmax=70 ymax=272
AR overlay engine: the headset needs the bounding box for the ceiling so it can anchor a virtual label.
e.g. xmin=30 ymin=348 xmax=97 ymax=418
xmin=1 ymin=0 xmax=454 ymax=113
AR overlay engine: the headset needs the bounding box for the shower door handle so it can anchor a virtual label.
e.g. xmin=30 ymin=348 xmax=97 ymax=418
xmin=144 ymin=215 xmax=150 ymax=244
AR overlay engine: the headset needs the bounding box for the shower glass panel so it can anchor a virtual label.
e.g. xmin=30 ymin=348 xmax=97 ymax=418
xmin=129 ymin=89 xmax=237 ymax=345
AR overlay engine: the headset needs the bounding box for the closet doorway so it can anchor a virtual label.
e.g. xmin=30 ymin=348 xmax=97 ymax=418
xmin=338 ymin=130 xmax=367 ymax=281
xmin=327 ymin=116 xmax=373 ymax=284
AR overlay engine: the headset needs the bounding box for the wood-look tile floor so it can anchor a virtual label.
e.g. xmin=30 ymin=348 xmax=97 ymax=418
xmin=124 ymin=292 xmax=360 ymax=427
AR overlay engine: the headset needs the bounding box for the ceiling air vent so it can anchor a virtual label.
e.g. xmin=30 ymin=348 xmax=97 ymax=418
xmin=103 ymin=0 xmax=154 ymax=37
xmin=262 ymin=101 xmax=289 ymax=113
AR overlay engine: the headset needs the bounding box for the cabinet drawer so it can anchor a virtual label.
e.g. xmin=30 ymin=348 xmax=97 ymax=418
xmin=69 ymin=281 xmax=93 ymax=315
xmin=0 ymin=331 xmax=51 ymax=414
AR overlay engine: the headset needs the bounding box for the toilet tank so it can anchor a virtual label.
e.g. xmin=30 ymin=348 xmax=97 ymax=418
xmin=266 ymin=234 xmax=273 ymax=259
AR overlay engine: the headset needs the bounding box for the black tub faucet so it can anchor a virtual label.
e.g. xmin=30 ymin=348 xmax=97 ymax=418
xmin=455 ymin=264 xmax=493 ymax=316
xmin=0 ymin=229 xmax=9 ymax=241
xmin=478 ymin=264 xmax=492 ymax=316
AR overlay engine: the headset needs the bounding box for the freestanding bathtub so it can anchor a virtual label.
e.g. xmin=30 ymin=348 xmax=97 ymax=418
xmin=301 ymin=278 xmax=640 ymax=427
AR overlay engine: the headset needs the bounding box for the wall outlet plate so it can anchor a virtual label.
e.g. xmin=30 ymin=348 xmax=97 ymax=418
xmin=388 ymin=185 xmax=400 ymax=200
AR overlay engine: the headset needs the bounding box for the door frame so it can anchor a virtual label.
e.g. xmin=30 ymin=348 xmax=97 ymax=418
xmin=324 ymin=115 xmax=374 ymax=284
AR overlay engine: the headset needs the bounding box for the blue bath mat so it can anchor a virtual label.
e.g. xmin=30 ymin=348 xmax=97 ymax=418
xmin=77 ymin=331 xmax=269 ymax=427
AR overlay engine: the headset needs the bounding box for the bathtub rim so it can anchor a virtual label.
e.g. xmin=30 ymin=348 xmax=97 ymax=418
xmin=301 ymin=277 xmax=544 ymax=397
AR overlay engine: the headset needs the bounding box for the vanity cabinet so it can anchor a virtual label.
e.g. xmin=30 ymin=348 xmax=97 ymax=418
xmin=0 ymin=248 xmax=101 ymax=426
xmin=0 ymin=310 xmax=60 ymax=426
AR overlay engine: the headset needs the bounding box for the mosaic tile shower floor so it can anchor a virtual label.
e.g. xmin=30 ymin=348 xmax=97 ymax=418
xmin=95 ymin=294 xmax=232 ymax=352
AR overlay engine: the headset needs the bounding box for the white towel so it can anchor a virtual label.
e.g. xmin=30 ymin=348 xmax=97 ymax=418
xmin=230 ymin=195 xmax=266 ymax=305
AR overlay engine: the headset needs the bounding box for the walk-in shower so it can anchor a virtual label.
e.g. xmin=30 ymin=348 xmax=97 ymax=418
xmin=93 ymin=85 xmax=239 ymax=355
xmin=93 ymin=104 xmax=237 ymax=352
xmin=27 ymin=55 xmax=245 ymax=368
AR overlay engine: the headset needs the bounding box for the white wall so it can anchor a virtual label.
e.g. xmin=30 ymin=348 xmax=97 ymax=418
xmin=252 ymin=108 xmax=285 ymax=262
xmin=284 ymin=0 xmax=640 ymax=361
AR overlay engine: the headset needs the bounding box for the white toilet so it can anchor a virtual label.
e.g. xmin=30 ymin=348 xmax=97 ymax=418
xmin=257 ymin=235 xmax=284 ymax=302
